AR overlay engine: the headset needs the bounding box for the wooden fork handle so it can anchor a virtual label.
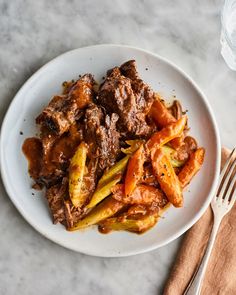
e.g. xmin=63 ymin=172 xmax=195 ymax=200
xmin=183 ymin=216 xmax=221 ymax=295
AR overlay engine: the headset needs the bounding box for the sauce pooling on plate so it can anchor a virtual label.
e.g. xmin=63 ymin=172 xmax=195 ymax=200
xmin=22 ymin=137 xmax=42 ymax=181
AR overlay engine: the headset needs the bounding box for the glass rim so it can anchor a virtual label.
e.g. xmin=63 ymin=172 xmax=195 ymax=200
xmin=221 ymin=0 xmax=236 ymax=50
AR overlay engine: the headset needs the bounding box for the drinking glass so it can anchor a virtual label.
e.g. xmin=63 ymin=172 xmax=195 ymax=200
xmin=221 ymin=0 xmax=236 ymax=70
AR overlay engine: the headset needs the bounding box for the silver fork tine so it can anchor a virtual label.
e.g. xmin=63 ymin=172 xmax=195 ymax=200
xmin=218 ymin=148 xmax=235 ymax=183
xmin=216 ymin=148 xmax=236 ymax=200
xmin=224 ymin=172 xmax=236 ymax=205
xmin=229 ymin=184 xmax=236 ymax=207
xmin=218 ymin=156 xmax=236 ymax=199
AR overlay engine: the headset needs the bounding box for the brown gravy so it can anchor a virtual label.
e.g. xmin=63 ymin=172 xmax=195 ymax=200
xmin=22 ymin=124 xmax=82 ymax=187
xmin=22 ymin=137 xmax=43 ymax=180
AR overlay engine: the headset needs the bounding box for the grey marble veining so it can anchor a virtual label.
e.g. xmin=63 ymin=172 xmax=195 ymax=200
xmin=0 ymin=0 xmax=236 ymax=294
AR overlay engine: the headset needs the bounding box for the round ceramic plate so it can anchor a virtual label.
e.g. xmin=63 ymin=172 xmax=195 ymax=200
xmin=0 ymin=45 xmax=220 ymax=257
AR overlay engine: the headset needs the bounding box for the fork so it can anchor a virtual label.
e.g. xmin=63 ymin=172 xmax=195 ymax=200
xmin=184 ymin=148 xmax=236 ymax=295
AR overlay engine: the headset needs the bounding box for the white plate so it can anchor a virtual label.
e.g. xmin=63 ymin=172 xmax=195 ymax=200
xmin=0 ymin=45 xmax=220 ymax=257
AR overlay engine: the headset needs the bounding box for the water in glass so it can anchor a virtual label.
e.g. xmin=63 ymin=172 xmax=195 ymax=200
xmin=221 ymin=0 xmax=236 ymax=70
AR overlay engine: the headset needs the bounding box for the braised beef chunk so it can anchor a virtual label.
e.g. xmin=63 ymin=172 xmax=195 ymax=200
xmin=96 ymin=113 xmax=120 ymax=170
xmin=64 ymin=201 xmax=82 ymax=228
xmin=97 ymin=67 xmax=137 ymax=135
xmin=36 ymin=95 xmax=70 ymax=134
xmin=22 ymin=137 xmax=63 ymax=188
xmin=68 ymin=74 xmax=94 ymax=108
xmin=45 ymin=178 xmax=68 ymax=224
xmin=38 ymin=168 xmax=65 ymax=189
xmin=36 ymin=74 xmax=95 ymax=136
xmin=49 ymin=124 xmax=83 ymax=166
xmin=97 ymin=60 xmax=154 ymax=137
xmin=120 ymin=60 xmax=139 ymax=80
xmin=37 ymin=124 xmax=83 ymax=188
xmin=84 ymin=103 xmax=104 ymax=144
xmin=84 ymin=104 xmax=120 ymax=173
xmin=120 ymin=60 xmax=154 ymax=115
xmin=46 ymin=178 xmax=83 ymax=227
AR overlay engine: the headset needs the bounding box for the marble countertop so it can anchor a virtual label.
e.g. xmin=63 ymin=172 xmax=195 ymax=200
xmin=0 ymin=0 xmax=236 ymax=294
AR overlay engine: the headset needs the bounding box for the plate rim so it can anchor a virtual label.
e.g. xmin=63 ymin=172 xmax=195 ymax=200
xmin=0 ymin=44 xmax=221 ymax=257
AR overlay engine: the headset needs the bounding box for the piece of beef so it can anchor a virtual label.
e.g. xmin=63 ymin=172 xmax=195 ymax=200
xmin=120 ymin=60 xmax=154 ymax=115
xmin=38 ymin=124 xmax=83 ymax=188
xmin=97 ymin=60 xmax=154 ymax=137
xmin=97 ymin=67 xmax=138 ymax=135
xmin=36 ymin=74 xmax=94 ymax=136
xmin=22 ymin=136 xmax=63 ymax=189
xmin=46 ymin=178 xmax=83 ymax=228
xmin=49 ymin=123 xmax=83 ymax=166
xmin=64 ymin=201 xmax=83 ymax=228
xmin=96 ymin=113 xmax=120 ymax=170
xmin=45 ymin=178 xmax=68 ymax=224
xmin=84 ymin=103 xmax=104 ymax=145
xmin=119 ymin=60 xmax=140 ymax=80
xmin=84 ymin=104 xmax=120 ymax=173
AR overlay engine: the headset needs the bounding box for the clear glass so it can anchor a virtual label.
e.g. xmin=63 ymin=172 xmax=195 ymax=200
xmin=221 ymin=0 xmax=236 ymax=70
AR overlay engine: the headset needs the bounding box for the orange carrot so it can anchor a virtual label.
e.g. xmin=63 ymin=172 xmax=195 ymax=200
xmin=147 ymin=116 xmax=187 ymax=152
xmin=178 ymin=148 xmax=205 ymax=188
xmin=150 ymin=95 xmax=176 ymax=127
xmin=124 ymin=145 xmax=145 ymax=196
xmin=151 ymin=148 xmax=183 ymax=207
